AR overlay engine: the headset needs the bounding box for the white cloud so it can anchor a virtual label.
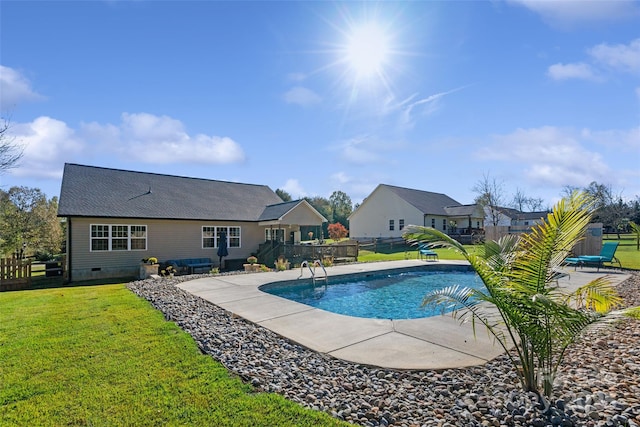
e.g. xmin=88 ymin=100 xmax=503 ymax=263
xmin=476 ymin=126 xmax=611 ymax=188
xmin=287 ymin=72 xmax=307 ymax=82
xmin=7 ymin=113 xmax=246 ymax=180
xmin=589 ymin=39 xmax=640 ymax=74
xmin=281 ymin=178 xmax=307 ymax=199
xmin=85 ymin=112 xmax=245 ymax=164
xmin=547 ymin=39 xmax=640 ymax=82
xmin=283 ymin=86 xmax=322 ymax=107
xmin=339 ymin=136 xmax=382 ymax=164
xmin=390 ymin=86 xmax=467 ymax=129
xmin=547 ymin=62 xmax=599 ymax=81
xmin=636 ymin=87 xmax=640 ymax=99
xmin=580 ymin=126 xmax=640 ymax=152
xmin=0 ymin=65 xmax=45 ymax=110
xmin=330 ymin=172 xmax=351 ymax=184
xmin=507 ymin=0 xmax=640 ymax=27
xmin=10 ymin=116 xmax=84 ymax=179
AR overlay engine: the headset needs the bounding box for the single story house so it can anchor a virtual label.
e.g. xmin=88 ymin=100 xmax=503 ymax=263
xmin=57 ymin=163 xmax=326 ymax=281
xmin=486 ymin=206 xmax=549 ymax=228
xmin=348 ymin=184 xmax=484 ymax=240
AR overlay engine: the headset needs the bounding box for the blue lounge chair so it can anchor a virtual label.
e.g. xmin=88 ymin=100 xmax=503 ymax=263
xmin=418 ymin=244 xmax=438 ymax=261
xmin=564 ymin=241 xmax=621 ymax=271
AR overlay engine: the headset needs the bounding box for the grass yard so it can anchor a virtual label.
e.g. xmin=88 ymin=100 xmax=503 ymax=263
xmin=0 ymin=285 xmax=348 ymax=427
xmin=356 ymin=237 xmax=639 ymax=270
xmin=606 ymin=236 xmax=640 ymax=270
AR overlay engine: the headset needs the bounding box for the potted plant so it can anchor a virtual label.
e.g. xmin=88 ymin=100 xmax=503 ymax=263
xmin=160 ymin=265 xmax=175 ymax=278
xmin=275 ymin=256 xmax=290 ymax=271
xmin=244 ymin=256 xmax=260 ymax=272
xmin=139 ymin=257 xmax=159 ymax=279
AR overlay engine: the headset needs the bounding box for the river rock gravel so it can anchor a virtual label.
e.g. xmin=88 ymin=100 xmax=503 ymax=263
xmin=127 ymin=271 xmax=640 ymax=427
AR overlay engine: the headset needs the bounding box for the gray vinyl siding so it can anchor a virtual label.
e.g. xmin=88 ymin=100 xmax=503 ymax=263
xmin=349 ymin=187 xmax=424 ymax=239
xmin=68 ymin=217 xmax=266 ymax=281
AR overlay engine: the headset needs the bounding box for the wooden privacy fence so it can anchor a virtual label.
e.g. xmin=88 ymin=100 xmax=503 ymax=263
xmin=1 ymin=258 xmax=32 ymax=291
xmin=484 ymin=223 xmax=603 ymax=256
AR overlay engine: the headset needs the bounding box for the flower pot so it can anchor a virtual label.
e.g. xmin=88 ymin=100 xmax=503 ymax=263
xmin=139 ymin=263 xmax=159 ymax=279
xmin=243 ymin=263 xmax=261 ymax=272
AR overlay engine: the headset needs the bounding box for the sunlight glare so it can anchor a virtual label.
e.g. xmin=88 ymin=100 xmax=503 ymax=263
xmin=345 ymin=22 xmax=389 ymax=78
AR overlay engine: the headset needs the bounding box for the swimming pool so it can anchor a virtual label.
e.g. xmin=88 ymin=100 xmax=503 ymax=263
xmin=260 ymin=266 xmax=484 ymax=320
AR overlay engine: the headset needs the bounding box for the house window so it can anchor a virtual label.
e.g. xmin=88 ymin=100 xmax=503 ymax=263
xmin=265 ymin=228 xmax=285 ymax=242
xmin=477 ymin=221 xmax=480 ymax=228
xmin=202 ymin=226 xmax=216 ymax=248
xmin=443 ymin=219 xmax=447 ymax=231
xmin=389 ymin=220 xmax=394 ymax=231
xmin=227 ymin=226 xmax=241 ymax=248
xmin=431 ymin=218 xmax=435 ymax=228
xmin=131 ymin=226 xmax=147 ymax=250
xmin=91 ymin=225 xmax=109 ymax=251
xmin=202 ymin=226 xmax=241 ymax=248
xmin=111 ymin=225 xmax=129 ymax=251
xmin=90 ymin=224 xmax=147 ymax=251
xmin=399 ymin=219 xmax=404 ymax=230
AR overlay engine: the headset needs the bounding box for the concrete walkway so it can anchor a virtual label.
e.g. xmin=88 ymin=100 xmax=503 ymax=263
xmin=178 ymin=260 xmax=630 ymax=370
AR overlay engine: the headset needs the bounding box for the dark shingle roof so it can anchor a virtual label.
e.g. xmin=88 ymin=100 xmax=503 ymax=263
xmin=58 ymin=163 xmax=283 ymax=221
xmin=383 ymin=184 xmax=461 ymax=215
xmin=258 ymin=200 xmax=304 ymax=221
xmin=444 ymin=205 xmax=479 ymax=216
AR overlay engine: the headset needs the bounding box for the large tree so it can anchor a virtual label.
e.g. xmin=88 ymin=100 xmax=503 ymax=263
xmin=0 ymin=187 xmax=64 ymax=257
xmin=583 ymin=182 xmax=630 ymax=237
xmin=511 ymin=188 xmax=545 ymax=212
xmin=472 ymin=172 xmax=506 ymax=226
xmin=0 ymin=116 xmax=23 ymax=172
xmin=329 ymin=190 xmax=352 ymax=229
xmin=304 ymin=196 xmax=332 ymax=240
xmin=275 ymin=188 xmax=292 ymax=202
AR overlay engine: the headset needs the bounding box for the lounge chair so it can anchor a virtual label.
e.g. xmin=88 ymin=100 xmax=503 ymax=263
xmin=418 ymin=244 xmax=438 ymax=261
xmin=564 ymin=241 xmax=621 ymax=271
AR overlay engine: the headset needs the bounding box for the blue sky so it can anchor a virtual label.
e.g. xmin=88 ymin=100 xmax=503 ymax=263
xmin=1 ymin=1 xmax=639 ymax=208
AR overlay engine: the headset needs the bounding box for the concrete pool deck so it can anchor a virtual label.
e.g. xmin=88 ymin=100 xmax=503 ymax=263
xmin=178 ymin=260 xmax=630 ymax=370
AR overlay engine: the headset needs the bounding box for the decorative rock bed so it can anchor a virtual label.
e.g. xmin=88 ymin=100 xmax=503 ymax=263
xmin=128 ymin=272 xmax=640 ymax=427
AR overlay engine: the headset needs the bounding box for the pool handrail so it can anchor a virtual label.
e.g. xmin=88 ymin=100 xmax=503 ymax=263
xmin=298 ymin=259 xmax=328 ymax=284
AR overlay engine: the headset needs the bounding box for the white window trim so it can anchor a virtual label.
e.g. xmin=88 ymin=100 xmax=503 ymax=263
xmin=202 ymin=226 xmax=242 ymax=249
xmin=90 ymin=224 xmax=147 ymax=252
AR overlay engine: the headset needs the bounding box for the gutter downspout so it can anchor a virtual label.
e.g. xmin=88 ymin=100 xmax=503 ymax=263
xmin=67 ymin=217 xmax=72 ymax=283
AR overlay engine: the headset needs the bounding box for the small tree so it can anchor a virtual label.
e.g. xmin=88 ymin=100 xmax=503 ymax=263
xmin=0 ymin=116 xmax=23 ymax=173
xmin=403 ymin=192 xmax=621 ymax=403
xmin=473 ymin=172 xmax=506 ymax=226
xmin=327 ymin=222 xmax=348 ymax=241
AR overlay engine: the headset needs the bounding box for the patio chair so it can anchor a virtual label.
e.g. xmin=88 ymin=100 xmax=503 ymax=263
xmin=418 ymin=244 xmax=438 ymax=261
xmin=564 ymin=241 xmax=621 ymax=271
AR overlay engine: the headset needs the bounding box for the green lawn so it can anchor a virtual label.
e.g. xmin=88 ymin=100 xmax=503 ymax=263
xmin=606 ymin=236 xmax=640 ymax=270
xmin=356 ymin=237 xmax=639 ymax=270
xmin=0 ymin=285 xmax=348 ymax=427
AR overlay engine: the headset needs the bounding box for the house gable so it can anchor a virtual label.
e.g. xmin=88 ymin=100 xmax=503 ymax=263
xmin=349 ymin=184 xmax=437 ymax=239
xmin=258 ymin=200 xmax=327 ymax=226
xmin=349 ymin=184 xmax=482 ymax=239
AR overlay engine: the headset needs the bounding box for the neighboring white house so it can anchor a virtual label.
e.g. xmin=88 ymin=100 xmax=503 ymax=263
xmin=348 ymin=184 xmax=484 ymax=239
xmin=485 ymin=206 xmax=549 ymax=228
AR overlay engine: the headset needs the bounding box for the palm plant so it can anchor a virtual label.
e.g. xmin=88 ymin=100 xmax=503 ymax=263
xmin=403 ymin=192 xmax=621 ymax=402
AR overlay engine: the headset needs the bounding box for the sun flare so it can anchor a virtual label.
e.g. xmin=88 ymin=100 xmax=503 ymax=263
xmin=345 ymin=22 xmax=390 ymax=78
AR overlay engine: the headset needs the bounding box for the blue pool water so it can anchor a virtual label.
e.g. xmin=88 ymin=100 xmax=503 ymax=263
xmin=260 ymin=267 xmax=484 ymax=320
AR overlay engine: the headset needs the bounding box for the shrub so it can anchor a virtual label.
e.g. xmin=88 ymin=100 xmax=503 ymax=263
xmin=328 ymin=223 xmax=348 ymax=241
